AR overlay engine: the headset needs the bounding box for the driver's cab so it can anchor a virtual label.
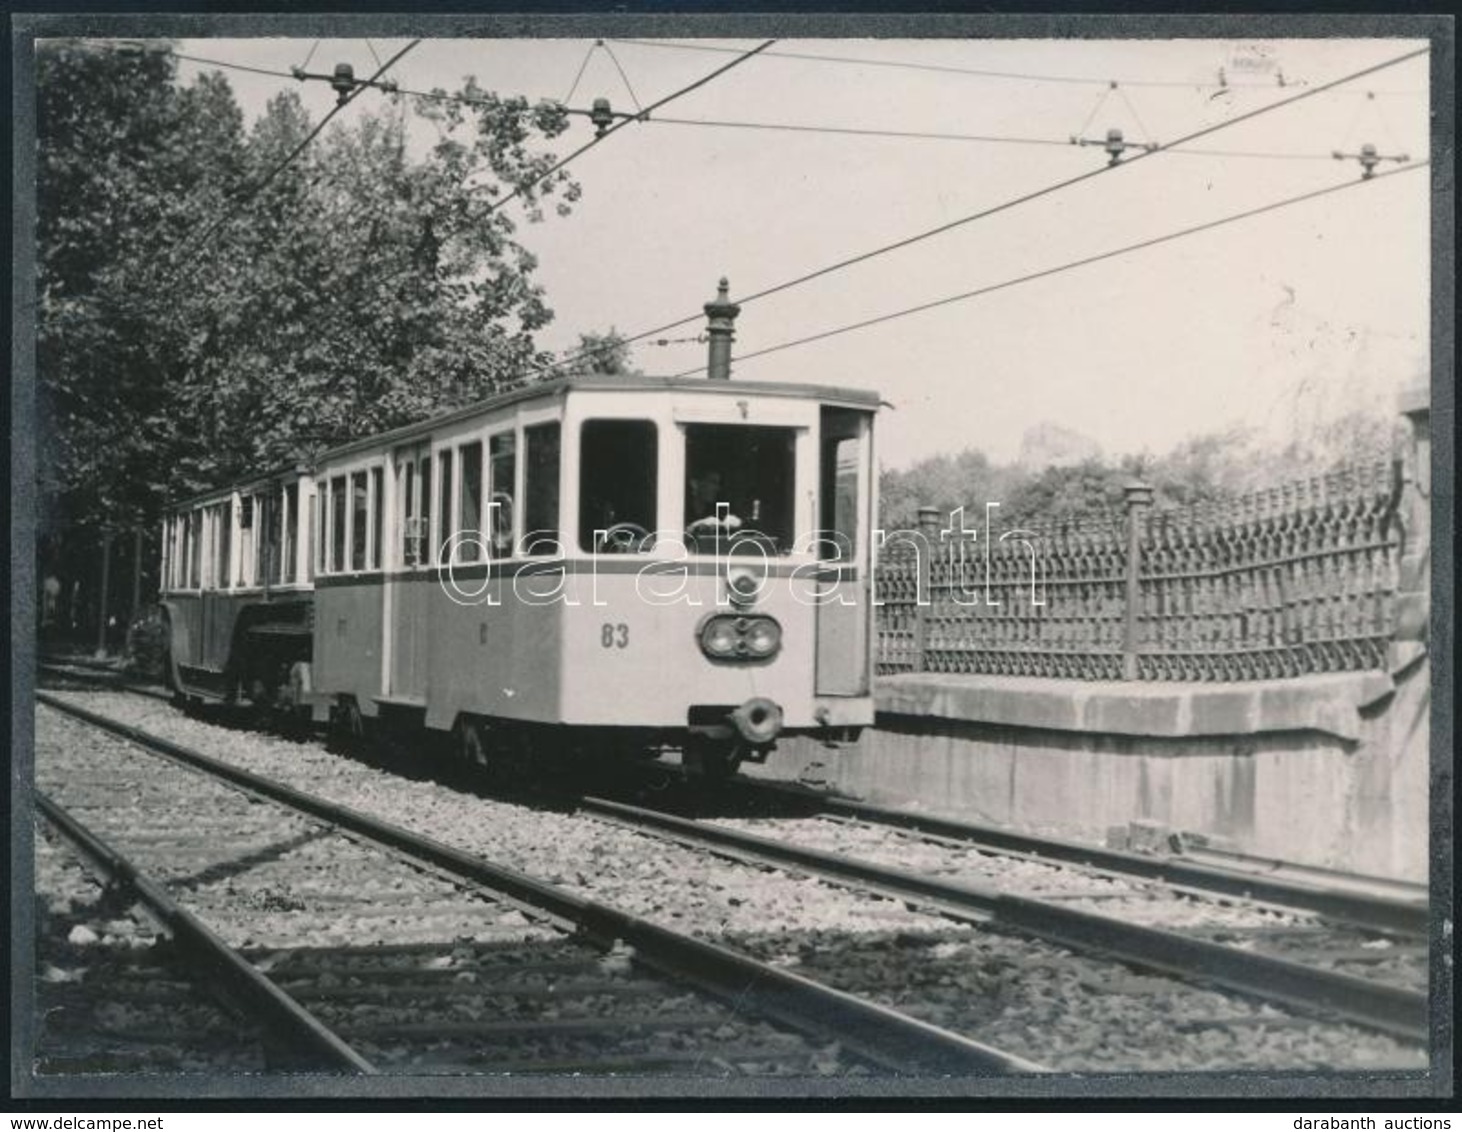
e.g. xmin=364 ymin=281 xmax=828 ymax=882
xmin=565 ymin=383 xmax=819 ymax=561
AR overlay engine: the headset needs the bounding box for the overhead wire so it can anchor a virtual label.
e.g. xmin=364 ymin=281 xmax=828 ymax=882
xmin=606 ymin=36 xmax=1426 ymax=96
xmin=159 ymin=41 xmax=1423 ymax=164
xmin=600 ymin=39 xmax=643 ymax=110
xmin=640 ymin=114 xmax=1365 ymax=160
xmin=162 ymin=39 xmax=421 ymax=290
xmin=485 ymin=37 xmax=776 ymax=215
xmin=297 ymin=39 xmax=322 ymax=72
xmin=532 ymin=43 xmax=1428 ymax=378
xmin=561 ymin=40 xmax=599 ymax=105
xmin=668 ymin=161 xmax=1428 ymax=376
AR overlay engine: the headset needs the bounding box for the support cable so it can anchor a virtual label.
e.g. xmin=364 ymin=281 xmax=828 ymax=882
xmin=533 ymin=44 xmax=1427 ymax=379
xmin=486 ymin=38 xmax=775 ymax=216
xmin=163 ymin=39 xmax=421 ymax=290
xmin=669 ymin=161 xmax=1428 ymax=377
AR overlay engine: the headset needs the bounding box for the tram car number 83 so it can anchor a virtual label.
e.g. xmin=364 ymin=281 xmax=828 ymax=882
xmin=157 ymin=335 xmax=878 ymax=782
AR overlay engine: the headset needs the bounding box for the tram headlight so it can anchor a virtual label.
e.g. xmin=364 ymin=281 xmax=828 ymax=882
xmin=743 ymin=617 xmax=782 ymax=657
xmin=698 ymin=614 xmax=782 ymax=661
xmin=726 ymin=568 xmax=761 ymax=607
xmin=701 ymin=617 xmax=740 ymax=658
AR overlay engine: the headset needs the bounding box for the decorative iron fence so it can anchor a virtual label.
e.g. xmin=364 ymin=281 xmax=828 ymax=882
xmin=875 ymin=457 xmax=1402 ymax=682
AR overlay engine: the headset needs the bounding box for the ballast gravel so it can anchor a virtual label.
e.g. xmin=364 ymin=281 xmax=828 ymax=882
xmin=32 ymin=821 xmax=270 ymax=1075
xmin=36 ymin=691 xmax=1430 ymax=1073
xmin=36 ymin=709 xmax=853 ymax=1077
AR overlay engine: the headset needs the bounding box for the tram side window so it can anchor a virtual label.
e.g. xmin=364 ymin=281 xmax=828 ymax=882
xmin=437 ymin=449 xmax=455 ymax=563
xmin=217 ymin=502 xmax=233 ymax=590
xmin=330 ymin=476 xmax=347 ymax=574
xmin=283 ymin=482 xmax=299 ymax=582
xmin=315 ymin=481 xmax=327 ymax=576
xmin=683 ymin=424 xmax=797 ymax=555
xmin=255 ymin=494 xmax=272 ymax=583
xmin=188 ymin=510 xmax=202 ymax=589
xmin=489 ymin=432 xmax=516 ymax=557
xmin=237 ymin=498 xmax=254 ymax=587
xmin=418 ymin=458 xmax=433 ymax=566
xmin=266 ymin=488 xmax=285 ymax=585
xmin=524 ymin=422 xmax=560 ymax=554
xmin=369 ymin=468 xmax=382 ymax=571
xmin=818 ymin=409 xmax=864 ymax=563
xmin=351 ymin=471 xmax=369 ymax=571
xmin=307 ymin=491 xmax=317 ymax=581
xmin=579 ymin=420 xmax=657 ymax=553
xmin=458 ymin=441 xmax=483 ymax=563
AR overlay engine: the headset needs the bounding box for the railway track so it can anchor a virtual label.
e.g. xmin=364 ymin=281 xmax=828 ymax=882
xmin=42 ymin=662 xmax=1427 ymax=938
xmin=576 ymin=795 xmax=1429 ymax=1045
xmin=33 ymin=823 xmax=275 ymax=1074
xmin=715 ymin=779 xmax=1428 ymax=936
xmin=34 ymin=680 xmax=1430 ymax=1070
xmin=38 ymin=659 xmax=173 ymax=702
xmin=34 ymin=694 xmax=1041 ymax=1077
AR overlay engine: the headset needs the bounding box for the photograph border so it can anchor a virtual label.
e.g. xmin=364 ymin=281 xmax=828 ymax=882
xmin=9 ymin=7 xmax=1454 ymax=1106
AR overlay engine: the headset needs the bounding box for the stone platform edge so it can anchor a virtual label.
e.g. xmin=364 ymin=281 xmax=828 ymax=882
xmin=873 ymin=670 xmax=1398 ymax=743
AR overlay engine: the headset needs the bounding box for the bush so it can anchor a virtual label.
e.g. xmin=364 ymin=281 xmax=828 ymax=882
xmin=124 ymin=606 xmax=169 ymax=683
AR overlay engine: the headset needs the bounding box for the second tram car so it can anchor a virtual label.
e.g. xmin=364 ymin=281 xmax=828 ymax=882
xmin=160 ymin=364 xmax=879 ymax=779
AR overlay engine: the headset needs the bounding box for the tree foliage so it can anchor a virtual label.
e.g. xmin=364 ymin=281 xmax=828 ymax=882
xmin=879 ymin=410 xmax=1395 ymax=531
xmin=572 ymin=328 xmax=639 ymax=376
xmin=36 ymin=40 xmax=583 ymax=538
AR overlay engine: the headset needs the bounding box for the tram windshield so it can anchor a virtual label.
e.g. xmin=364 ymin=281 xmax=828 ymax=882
xmin=683 ymin=424 xmax=797 ymax=555
xmin=579 ymin=419 xmax=658 ymax=553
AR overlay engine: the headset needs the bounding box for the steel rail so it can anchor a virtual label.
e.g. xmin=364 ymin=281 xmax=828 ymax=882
xmin=35 ymin=789 xmax=378 ymax=1074
xmin=579 ymin=795 xmax=1428 ymax=1045
xmin=38 ymin=661 xmax=173 ymax=702
xmin=726 ymin=779 xmax=1428 ymax=936
xmin=36 ymin=693 xmax=1043 ymax=1075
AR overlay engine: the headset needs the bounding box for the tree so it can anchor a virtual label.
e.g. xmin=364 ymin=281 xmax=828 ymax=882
xmin=37 ymin=41 xmax=245 ymax=533
xmin=571 ymin=329 xmax=639 ymax=376
xmin=37 ymin=43 xmax=587 ymax=533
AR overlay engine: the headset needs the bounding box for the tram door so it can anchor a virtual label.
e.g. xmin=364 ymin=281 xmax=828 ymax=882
xmin=815 ymin=408 xmax=872 ymax=697
xmin=388 ymin=443 xmax=433 ymax=701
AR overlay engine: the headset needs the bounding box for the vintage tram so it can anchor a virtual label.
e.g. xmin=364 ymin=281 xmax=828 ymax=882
xmin=160 ymin=357 xmax=879 ymax=778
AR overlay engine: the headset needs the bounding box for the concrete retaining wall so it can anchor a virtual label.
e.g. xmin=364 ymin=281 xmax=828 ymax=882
xmin=772 ymin=659 xmax=1429 ymax=882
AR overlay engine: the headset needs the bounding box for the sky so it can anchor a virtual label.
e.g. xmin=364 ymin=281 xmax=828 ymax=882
xmin=166 ymin=32 xmax=1433 ymax=470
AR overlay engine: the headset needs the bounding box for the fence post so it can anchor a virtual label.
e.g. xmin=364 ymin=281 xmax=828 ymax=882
xmin=1122 ymin=481 xmax=1153 ymax=680
xmin=1393 ymin=383 xmax=1430 ymax=664
xmin=915 ymin=505 xmax=941 ymax=673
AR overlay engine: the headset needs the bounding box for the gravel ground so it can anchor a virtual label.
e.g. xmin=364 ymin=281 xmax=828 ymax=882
xmin=32 ymin=820 xmax=270 ymax=1075
xmin=706 ymin=815 xmax=1318 ymax=928
xmin=34 ymin=707 xmax=858 ymax=1077
xmin=36 ymin=690 xmax=1430 ymax=1074
xmin=700 ymin=815 xmax=1430 ymax=992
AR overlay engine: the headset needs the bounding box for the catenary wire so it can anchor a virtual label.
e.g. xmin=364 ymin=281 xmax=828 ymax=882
xmin=561 ymin=40 xmax=599 ymax=105
xmin=667 ymin=161 xmax=1427 ymax=376
xmin=600 ymin=40 xmax=643 ymax=110
xmin=485 ymin=38 xmax=776 ymax=215
xmin=163 ymin=40 xmax=421 ymax=288
xmin=606 ymin=36 xmax=1425 ymax=95
xmin=641 ymin=115 xmax=1365 ymax=160
xmin=532 ymin=43 xmax=1427 ymax=378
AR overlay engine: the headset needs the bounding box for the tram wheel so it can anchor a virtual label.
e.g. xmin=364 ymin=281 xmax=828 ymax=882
xmin=455 ymin=716 xmax=490 ymax=773
xmin=684 ymin=738 xmax=741 ymax=784
xmin=331 ymin=696 xmax=365 ymax=749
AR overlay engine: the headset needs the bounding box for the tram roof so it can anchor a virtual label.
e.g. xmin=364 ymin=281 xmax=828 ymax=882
xmin=314 ymin=374 xmax=881 ymax=464
xmin=163 ymin=461 xmax=313 ymax=513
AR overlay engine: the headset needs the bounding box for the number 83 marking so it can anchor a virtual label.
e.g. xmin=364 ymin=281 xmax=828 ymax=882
xmin=600 ymin=622 xmax=629 ymax=649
